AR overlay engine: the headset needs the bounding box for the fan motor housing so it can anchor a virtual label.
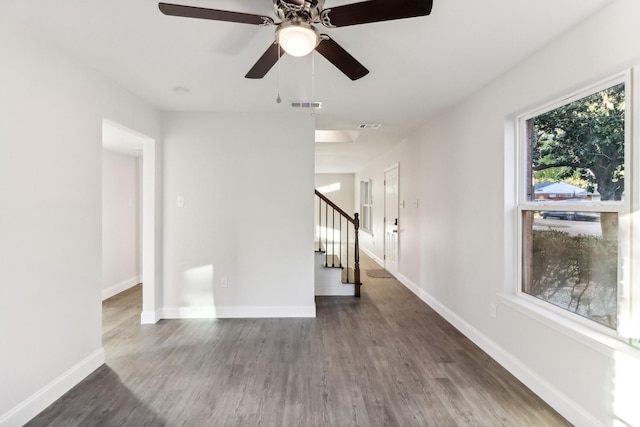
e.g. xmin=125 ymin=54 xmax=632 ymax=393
xmin=274 ymin=0 xmax=325 ymax=23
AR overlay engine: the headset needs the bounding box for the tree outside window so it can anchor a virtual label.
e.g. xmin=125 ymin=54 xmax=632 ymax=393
xmin=520 ymin=81 xmax=626 ymax=330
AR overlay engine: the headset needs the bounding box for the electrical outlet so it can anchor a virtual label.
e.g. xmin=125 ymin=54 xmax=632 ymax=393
xmin=177 ymin=196 xmax=184 ymax=208
xmin=490 ymin=303 xmax=497 ymax=319
xmin=221 ymin=277 xmax=228 ymax=288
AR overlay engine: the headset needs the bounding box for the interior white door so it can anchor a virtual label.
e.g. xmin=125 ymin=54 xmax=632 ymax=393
xmin=384 ymin=165 xmax=399 ymax=276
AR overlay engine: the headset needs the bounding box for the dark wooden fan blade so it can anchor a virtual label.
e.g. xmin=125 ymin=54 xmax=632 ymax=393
xmin=315 ymin=36 xmax=369 ymax=81
xmin=159 ymin=3 xmax=272 ymax=25
xmin=245 ymin=42 xmax=285 ymax=79
xmin=322 ymin=0 xmax=433 ymax=27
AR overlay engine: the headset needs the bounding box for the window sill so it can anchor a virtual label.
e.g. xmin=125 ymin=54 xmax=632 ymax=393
xmin=498 ymin=293 xmax=640 ymax=359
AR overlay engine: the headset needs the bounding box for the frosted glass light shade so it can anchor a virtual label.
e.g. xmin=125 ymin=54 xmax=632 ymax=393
xmin=277 ymin=22 xmax=319 ymax=57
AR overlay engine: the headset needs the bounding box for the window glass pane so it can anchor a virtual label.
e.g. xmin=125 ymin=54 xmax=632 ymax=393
xmin=360 ymin=180 xmax=373 ymax=231
xmin=527 ymin=83 xmax=625 ymax=203
xmin=362 ymin=207 xmax=369 ymax=232
xmin=522 ymin=210 xmax=618 ymax=328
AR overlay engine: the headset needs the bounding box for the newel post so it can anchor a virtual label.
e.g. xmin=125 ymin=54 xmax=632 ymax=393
xmin=353 ymin=212 xmax=361 ymax=297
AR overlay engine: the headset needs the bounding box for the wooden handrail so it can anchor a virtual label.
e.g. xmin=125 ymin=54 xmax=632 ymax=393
xmin=314 ymin=189 xmax=361 ymax=297
xmin=315 ymin=190 xmax=356 ymax=225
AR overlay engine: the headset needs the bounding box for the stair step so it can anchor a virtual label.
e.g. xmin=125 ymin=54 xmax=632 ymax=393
xmin=322 ymin=254 xmax=342 ymax=268
xmin=341 ymin=267 xmax=353 ymax=283
xmin=315 ymin=251 xmax=354 ymax=296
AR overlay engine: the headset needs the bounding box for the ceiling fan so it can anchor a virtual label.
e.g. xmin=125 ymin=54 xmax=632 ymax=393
xmin=158 ymin=0 xmax=433 ymax=81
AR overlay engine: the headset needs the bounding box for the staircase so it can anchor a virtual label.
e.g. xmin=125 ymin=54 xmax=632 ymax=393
xmin=314 ymin=189 xmax=362 ymax=297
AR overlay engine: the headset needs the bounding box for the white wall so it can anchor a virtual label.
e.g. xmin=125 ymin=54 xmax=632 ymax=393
xmin=0 ymin=23 xmax=161 ymax=425
xmin=161 ymin=112 xmax=315 ymax=318
xmin=314 ymin=173 xmax=355 ymax=214
xmin=102 ymin=150 xmax=140 ymax=299
xmin=355 ymin=138 xmax=420 ymax=282
xmin=355 ymin=1 xmax=640 ymax=426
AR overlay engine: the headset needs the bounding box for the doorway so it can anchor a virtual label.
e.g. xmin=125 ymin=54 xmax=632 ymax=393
xmin=384 ymin=164 xmax=399 ymax=276
xmin=102 ymin=120 xmax=157 ymax=324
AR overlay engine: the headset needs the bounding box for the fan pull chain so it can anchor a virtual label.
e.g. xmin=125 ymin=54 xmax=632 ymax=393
xmin=276 ymin=43 xmax=282 ymax=104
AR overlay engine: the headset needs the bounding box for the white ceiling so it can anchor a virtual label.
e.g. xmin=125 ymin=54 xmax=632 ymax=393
xmin=2 ymin=0 xmax=613 ymax=172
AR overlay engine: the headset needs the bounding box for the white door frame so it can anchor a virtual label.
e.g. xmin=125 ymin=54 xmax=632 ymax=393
xmin=102 ymin=120 xmax=159 ymax=324
xmin=384 ymin=163 xmax=399 ymax=276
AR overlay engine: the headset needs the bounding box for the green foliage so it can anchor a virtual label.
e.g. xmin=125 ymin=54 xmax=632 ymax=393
xmin=532 ymin=83 xmax=625 ymax=200
xmin=528 ymin=229 xmax=617 ymax=328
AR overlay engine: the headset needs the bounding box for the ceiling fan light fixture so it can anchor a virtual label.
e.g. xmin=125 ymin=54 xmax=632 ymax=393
xmin=277 ymin=21 xmax=319 ymax=57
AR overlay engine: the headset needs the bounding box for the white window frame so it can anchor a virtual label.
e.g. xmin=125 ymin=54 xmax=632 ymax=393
xmin=360 ymin=179 xmax=373 ymax=233
xmin=508 ymin=70 xmax=640 ymax=346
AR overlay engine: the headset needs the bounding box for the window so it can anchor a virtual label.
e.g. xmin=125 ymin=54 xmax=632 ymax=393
xmin=360 ymin=179 xmax=373 ymax=232
xmin=516 ymin=74 xmax=639 ymax=343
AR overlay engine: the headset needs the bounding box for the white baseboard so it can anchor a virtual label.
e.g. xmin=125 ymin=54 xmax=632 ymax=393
xmin=158 ymin=305 xmax=317 ymax=319
xmin=361 ymin=247 xmax=384 ymax=267
xmin=159 ymin=306 xmax=217 ymax=319
xmin=140 ymin=310 xmax=159 ymax=324
xmin=395 ymin=273 xmax=602 ymax=427
xmin=0 ymin=348 xmax=105 ymax=427
xmin=102 ymin=275 xmax=140 ymax=301
xmin=216 ymin=305 xmax=316 ymax=318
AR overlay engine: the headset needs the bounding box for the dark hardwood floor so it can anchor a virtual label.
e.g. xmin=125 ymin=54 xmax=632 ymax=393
xmin=27 ymin=254 xmax=571 ymax=426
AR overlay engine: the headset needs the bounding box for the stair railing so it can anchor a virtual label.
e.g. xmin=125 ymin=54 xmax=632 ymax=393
xmin=314 ymin=189 xmax=361 ymax=297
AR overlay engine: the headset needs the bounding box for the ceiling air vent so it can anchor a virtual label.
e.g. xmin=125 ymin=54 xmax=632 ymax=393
xmin=357 ymin=123 xmax=382 ymax=129
xmin=291 ymin=101 xmax=322 ymax=109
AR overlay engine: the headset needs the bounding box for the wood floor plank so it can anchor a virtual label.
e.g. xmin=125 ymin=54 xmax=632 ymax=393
xmin=26 ymin=254 xmax=571 ymax=426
